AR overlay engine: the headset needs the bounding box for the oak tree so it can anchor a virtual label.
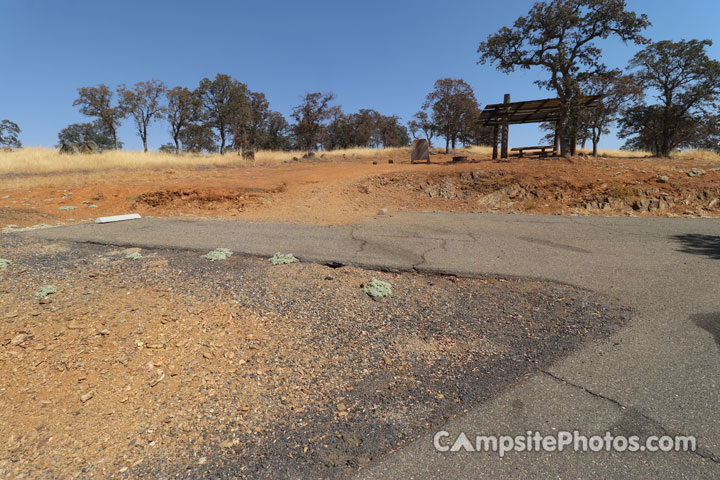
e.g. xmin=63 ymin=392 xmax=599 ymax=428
xmin=407 ymin=110 xmax=436 ymax=147
xmin=118 ymin=79 xmax=167 ymax=152
xmin=195 ymin=74 xmax=249 ymax=154
xmin=422 ymin=78 xmax=479 ymax=153
xmin=57 ymin=121 xmax=118 ymax=150
xmin=73 ymin=84 xmax=123 ymax=149
xmin=290 ymin=92 xmax=338 ymax=152
xmin=478 ymin=0 xmax=650 ymax=156
xmin=619 ymin=39 xmax=720 ymax=156
xmin=0 ymin=120 xmax=21 ymax=149
xmin=165 ymin=86 xmax=198 ymax=154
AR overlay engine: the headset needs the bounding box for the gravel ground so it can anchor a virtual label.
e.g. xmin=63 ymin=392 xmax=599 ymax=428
xmin=0 ymin=234 xmax=630 ymax=479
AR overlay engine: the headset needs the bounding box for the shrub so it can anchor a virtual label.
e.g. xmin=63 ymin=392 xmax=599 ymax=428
xmin=35 ymin=285 xmax=58 ymax=297
xmin=202 ymin=248 xmax=233 ymax=261
xmin=364 ymin=278 xmax=392 ymax=300
xmin=269 ymin=252 xmax=298 ymax=265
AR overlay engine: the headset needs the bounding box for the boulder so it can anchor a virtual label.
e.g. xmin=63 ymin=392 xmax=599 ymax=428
xmin=79 ymin=141 xmax=100 ymax=154
xmin=59 ymin=142 xmax=79 ymax=154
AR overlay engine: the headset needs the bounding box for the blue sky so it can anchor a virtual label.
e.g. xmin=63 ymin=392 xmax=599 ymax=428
xmin=2 ymin=0 xmax=719 ymax=151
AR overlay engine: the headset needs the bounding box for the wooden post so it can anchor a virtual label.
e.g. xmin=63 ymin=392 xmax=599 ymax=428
xmin=553 ymin=122 xmax=560 ymax=156
xmin=492 ymin=125 xmax=499 ymax=159
xmin=500 ymin=94 xmax=510 ymax=159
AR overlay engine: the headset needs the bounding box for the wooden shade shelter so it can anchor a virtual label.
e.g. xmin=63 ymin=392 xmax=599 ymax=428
xmin=478 ymin=94 xmax=602 ymax=158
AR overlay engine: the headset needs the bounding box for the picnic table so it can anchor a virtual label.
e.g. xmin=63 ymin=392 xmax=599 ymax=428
xmin=510 ymin=145 xmax=556 ymax=157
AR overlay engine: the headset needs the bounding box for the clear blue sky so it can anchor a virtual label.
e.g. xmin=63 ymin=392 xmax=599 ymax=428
xmin=1 ymin=0 xmax=719 ymax=151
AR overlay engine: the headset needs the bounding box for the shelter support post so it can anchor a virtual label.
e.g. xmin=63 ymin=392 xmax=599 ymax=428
xmin=500 ymin=94 xmax=510 ymax=159
xmin=492 ymin=125 xmax=499 ymax=159
xmin=553 ymin=123 xmax=560 ymax=155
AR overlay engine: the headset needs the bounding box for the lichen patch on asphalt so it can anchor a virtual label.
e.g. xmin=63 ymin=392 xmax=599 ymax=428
xmin=0 ymin=234 xmax=629 ymax=479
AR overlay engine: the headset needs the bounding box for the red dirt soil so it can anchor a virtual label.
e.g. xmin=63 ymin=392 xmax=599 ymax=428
xmin=1 ymin=151 xmax=719 ymax=229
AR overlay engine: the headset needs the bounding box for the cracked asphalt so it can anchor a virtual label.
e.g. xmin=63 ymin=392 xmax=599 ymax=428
xmin=23 ymin=212 xmax=720 ymax=478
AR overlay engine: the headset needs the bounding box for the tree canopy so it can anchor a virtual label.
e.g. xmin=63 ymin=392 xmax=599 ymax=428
xmin=165 ymin=86 xmax=199 ymax=154
xmin=0 ymin=120 xmax=21 ymax=149
xmin=290 ymin=92 xmax=338 ymax=152
xmin=57 ymin=121 xmax=119 ymax=150
xmin=195 ymin=74 xmax=250 ymax=155
xmin=619 ymin=39 xmax=720 ymax=156
xmin=422 ymin=78 xmax=480 ymax=153
xmin=73 ymin=84 xmax=123 ymax=150
xmin=325 ymin=109 xmax=409 ymax=150
xmin=118 ymin=79 xmax=167 ymax=152
xmin=478 ymin=0 xmax=650 ymax=156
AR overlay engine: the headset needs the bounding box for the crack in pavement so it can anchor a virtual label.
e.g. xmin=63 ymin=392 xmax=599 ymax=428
xmin=350 ymin=226 xmax=370 ymax=257
xmin=540 ymin=369 xmax=720 ymax=465
xmin=412 ymin=238 xmax=447 ymax=271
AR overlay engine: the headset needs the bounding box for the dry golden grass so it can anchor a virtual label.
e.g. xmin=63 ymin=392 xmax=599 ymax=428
xmin=2 ymin=145 xmax=718 ymax=179
xmin=0 ymin=146 xmax=411 ymax=176
xmin=464 ymin=145 xmax=494 ymax=155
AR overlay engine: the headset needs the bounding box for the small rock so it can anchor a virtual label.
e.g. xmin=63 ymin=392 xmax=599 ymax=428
xmin=10 ymin=333 xmax=29 ymax=346
xmin=372 ymin=161 xmax=378 ymax=165
xmin=657 ymin=175 xmax=669 ymax=183
xmin=80 ymin=392 xmax=94 ymax=403
xmin=35 ymin=285 xmax=57 ymax=298
xmin=149 ymin=370 xmax=165 ymax=387
xmin=686 ymin=168 xmax=706 ymax=177
xmin=198 ymin=457 xmax=207 ymax=465
xmin=377 ymin=208 xmax=388 ymax=215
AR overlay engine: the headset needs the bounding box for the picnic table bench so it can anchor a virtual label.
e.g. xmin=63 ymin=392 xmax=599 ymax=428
xmin=510 ymin=145 xmax=556 ymax=157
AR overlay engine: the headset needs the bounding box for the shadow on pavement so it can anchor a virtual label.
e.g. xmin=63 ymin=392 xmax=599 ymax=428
xmin=691 ymin=313 xmax=720 ymax=350
xmin=671 ymin=234 xmax=720 ymax=260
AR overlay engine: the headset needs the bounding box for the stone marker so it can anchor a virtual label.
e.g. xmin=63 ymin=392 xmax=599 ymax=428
xmin=95 ymin=213 xmax=142 ymax=224
xmin=411 ymin=139 xmax=430 ymax=164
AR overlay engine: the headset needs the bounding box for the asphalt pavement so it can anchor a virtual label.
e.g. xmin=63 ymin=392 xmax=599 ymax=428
xmin=22 ymin=212 xmax=720 ymax=478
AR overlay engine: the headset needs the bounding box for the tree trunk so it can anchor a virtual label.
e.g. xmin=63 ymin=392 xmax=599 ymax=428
xmin=592 ymin=138 xmax=598 ymax=157
xmin=445 ymin=137 xmax=449 ymax=154
xmin=174 ymin=136 xmax=180 ymax=154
